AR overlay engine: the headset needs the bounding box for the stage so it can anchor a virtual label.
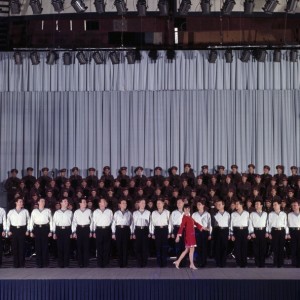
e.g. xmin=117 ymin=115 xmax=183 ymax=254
xmin=0 ymin=268 xmax=299 ymax=300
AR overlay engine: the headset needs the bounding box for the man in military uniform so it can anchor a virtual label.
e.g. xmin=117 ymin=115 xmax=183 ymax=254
xmin=100 ymin=166 xmax=115 ymax=188
xmin=5 ymin=169 xmax=21 ymax=207
xmin=180 ymin=163 xmax=195 ymax=188
xmin=201 ymin=165 xmax=211 ymax=186
xmin=117 ymin=167 xmax=130 ymax=188
xmin=230 ymin=165 xmax=241 ymax=186
xmin=69 ymin=167 xmax=83 ymax=190
xmin=151 ymin=167 xmax=165 ymax=188
xmin=86 ymin=168 xmax=98 ymax=189
xmin=274 ymin=165 xmax=286 ymax=186
xmin=168 ymin=166 xmax=181 ymax=189
xmin=261 ymin=165 xmax=272 ymax=187
xmin=22 ymin=167 xmax=36 ymax=192
xmin=55 ymin=168 xmax=68 ymax=190
xmin=247 ymin=164 xmax=257 ymax=185
xmin=133 ymin=166 xmax=147 ymax=188
xmin=37 ymin=167 xmax=52 ymax=194
xmin=216 ymin=166 xmax=226 ymax=185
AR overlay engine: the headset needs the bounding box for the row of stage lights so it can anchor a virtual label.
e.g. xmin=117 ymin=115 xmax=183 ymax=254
xmin=9 ymin=0 xmax=300 ymax=16
xmin=12 ymin=49 xmax=299 ymax=65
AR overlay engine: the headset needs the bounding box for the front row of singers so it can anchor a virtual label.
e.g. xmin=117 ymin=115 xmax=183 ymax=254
xmin=1 ymin=196 xmax=300 ymax=268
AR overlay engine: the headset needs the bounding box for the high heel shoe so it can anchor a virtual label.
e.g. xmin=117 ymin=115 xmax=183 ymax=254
xmin=189 ymin=265 xmax=197 ymax=270
xmin=173 ymin=261 xmax=180 ymax=269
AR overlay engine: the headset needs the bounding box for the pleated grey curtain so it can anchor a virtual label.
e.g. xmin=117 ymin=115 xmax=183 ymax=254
xmin=0 ymin=50 xmax=300 ymax=91
xmin=1 ymin=90 xmax=300 ymax=181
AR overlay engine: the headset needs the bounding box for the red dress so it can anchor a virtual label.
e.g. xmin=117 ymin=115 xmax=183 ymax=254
xmin=178 ymin=215 xmax=203 ymax=248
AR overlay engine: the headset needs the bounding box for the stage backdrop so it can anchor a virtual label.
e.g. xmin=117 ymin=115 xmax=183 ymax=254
xmin=0 ymin=90 xmax=300 ymax=180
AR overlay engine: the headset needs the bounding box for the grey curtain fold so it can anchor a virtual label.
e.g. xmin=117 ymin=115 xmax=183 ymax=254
xmin=1 ymin=90 xmax=300 ymax=181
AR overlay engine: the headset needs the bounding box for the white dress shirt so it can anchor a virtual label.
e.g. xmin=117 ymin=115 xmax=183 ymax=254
xmin=248 ymin=211 xmax=268 ymax=234
xmin=230 ymin=210 xmax=250 ymax=235
xmin=149 ymin=209 xmax=171 ymax=235
xmin=192 ymin=211 xmax=212 ymax=235
xmin=288 ymin=211 xmax=300 ymax=228
xmin=170 ymin=209 xmax=184 ymax=232
xmin=0 ymin=208 xmax=7 ymax=231
xmin=6 ymin=208 xmax=30 ymax=232
xmin=112 ymin=210 xmax=133 ymax=234
xmin=92 ymin=208 xmax=113 ymax=231
xmin=213 ymin=211 xmax=231 ymax=228
xmin=28 ymin=208 xmax=53 ymax=232
xmin=52 ymin=209 xmax=73 ymax=233
xmin=72 ymin=208 xmax=93 ymax=233
xmin=267 ymin=211 xmax=289 ymax=234
xmin=132 ymin=209 xmax=150 ymax=232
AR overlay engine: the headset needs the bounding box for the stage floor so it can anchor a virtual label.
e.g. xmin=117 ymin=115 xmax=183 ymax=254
xmin=0 ymin=267 xmax=300 ymax=280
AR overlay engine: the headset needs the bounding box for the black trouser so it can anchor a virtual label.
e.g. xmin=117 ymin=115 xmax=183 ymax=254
xmin=154 ymin=227 xmax=169 ymax=268
xmin=290 ymin=229 xmax=300 ymax=267
xmin=196 ymin=229 xmax=209 ymax=267
xmin=116 ymin=226 xmax=131 ymax=268
xmin=271 ymin=228 xmax=286 ymax=268
xmin=134 ymin=227 xmax=149 ymax=267
xmin=252 ymin=228 xmax=267 ymax=267
xmin=173 ymin=226 xmax=186 ymax=267
xmin=10 ymin=225 xmax=27 ymax=268
xmin=76 ymin=226 xmax=90 ymax=267
xmin=0 ymin=224 xmax=3 ymax=265
xmin=96 ymin=227 xmax=111 ymax=267
xmin=33 ymin=224 xmax=50 ymax=267
xmin=233 ymin=228 xmax=248 ymax=267
xmin=213 ymin=227 xmax=229 ymax=267
xmin=56 ymin=226 xmax=71 ymax=268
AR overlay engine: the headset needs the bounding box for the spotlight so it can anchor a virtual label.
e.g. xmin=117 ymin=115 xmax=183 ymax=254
xmin=94 ymin=0 xmax=106 ymax=13
xmin=201 ymin=0 xmax=211 ymax=14
xmin=178 ymin=0 xmax=191 ymax=15
xmin=208 ymin=50 xmax=218 ymax=63
xmin=240 ymin=49 xmax=251 ymax=62
xmin=253 ymin=49 xmax=267 ymax=62
xmin=262 ymin=0 xmax=279 ymax=13
xmin=126 ymin=51 xmax=136 ymax=64
xmin=273 ymin=49 xmax=281 ymax=62
xmin=148 ymin=49 xmax=159 ymax=62
xmin=10 ymin=0 xmax=21 ymax=14
xmin=63 ymin=52 xmax=72 ymax=65
xmin=166 ymin=49 xmax=176 ymax=61
xmin=71 ymin=0 xmax=87 ymax=13
xmin=135 ymin=50 xmax=142 ymax=61
xmin=92 ymin=51 xmax=105 ymax=64
xmin=46 ymin=51 xmax=58 ymax=65
xmin=225 ymin=50 xmax=233 ymax=63
xmin=136 ymin=0 xmax=147 ymax=16
xmin=158 ymin=0 xmax=169 ymax=16
xmin=285 ymin=0 xmax=299 ymax=13
xmin=290 ymin=50 xmax=298 ymax=62
xmin=30 ymin=51 xmax=40 ymax=65
xmin=221 ymin=0 xmax=236 ymax=15
xmin=76 ymin=51 xmax=88 ymax=64
xmin=114 ymin=0 xmax=128 ymax=15
xmin=13 ymin=51 xmax=23 ymax=65
xmin=109 ymin=51 xmax=120 ymax=64
xmin=244 ymin=0 xmax=254 ymax=14
xmin=51 ymin=0 xmax=64 ymax=12
xmin=29 ymin=0 xmax=43 ymax=14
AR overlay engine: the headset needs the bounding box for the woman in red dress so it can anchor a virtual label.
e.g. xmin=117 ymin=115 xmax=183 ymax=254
xmin=173 ymin=204 xmax=204 ymax=269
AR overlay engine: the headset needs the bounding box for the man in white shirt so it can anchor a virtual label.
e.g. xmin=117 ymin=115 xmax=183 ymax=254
xmin=72 ymin=198 xmax=92 ymax=268
xmin=150 ymin=198 xmax=171 ymax=267
xmin=212 ymin=199 xmax=230 ymax=267
xmin=6 ymin=197 xmax=30 ymax=268
xmin=112 ymin=199 xmax=133 ymax=268
xmin=53 ymin=198 xmax=73 ymax=268
xmin=267 ymin=199 xmax=288 ymax=268
xmin=171 ymin=198 xmax=185 ymax=265
xmin=192 ymin=198 xmax=211 ymax=267
xmin=287 ymin=199 xmax=300 ymax=267
xmin=29 ymin=198 xmax=53 ymax=267
xmin=230 ymin=199 xmax=250 ymax=268
xmin=248 ymin=198 xmax=268 ymax=267
xmin=92 ymin=197 xmax=113 ymax=267
xmin=0 ymin=206 xmax=6 ymax=266
xmin=132 ymin=198 xmax=151 ymax=267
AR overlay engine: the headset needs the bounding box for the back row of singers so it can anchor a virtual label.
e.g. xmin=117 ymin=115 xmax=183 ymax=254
xmin=0 ymin=196 xmax=299 ymax=269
